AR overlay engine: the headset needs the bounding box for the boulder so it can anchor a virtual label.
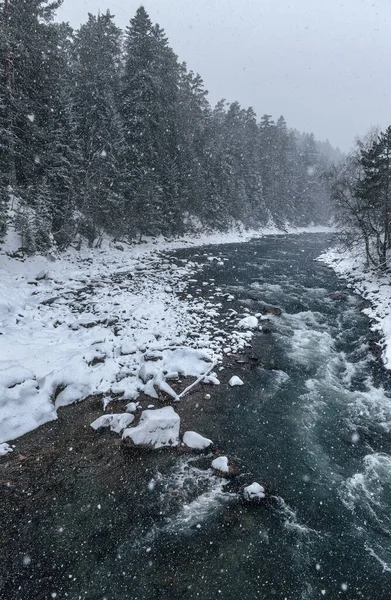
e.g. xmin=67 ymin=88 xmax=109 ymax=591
xmin=237 ymin=316 xmax=258 ymax=330
xmin=229 ymin=376 xmax=244 ymax=387
xmin=183 ymin=431 xmax=213 ymax=450
xmin=122 ymin=406 xmax=180 ymax=449
xmin=243 ymin=482 xmax=266 ymax=501
xmin=211 ymin=456 xmax=229 ymax=474
xmin=258 ymin=302 xmax=282 ymax=316
xmin=90 ymin=413 xmax=135 ymax=434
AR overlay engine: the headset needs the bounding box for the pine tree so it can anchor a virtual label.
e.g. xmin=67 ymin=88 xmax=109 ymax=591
xmin=73 ymin=10 xmax=125 ymax=245
xmin=176 ymin=65 xmax=210 ymax=225
xmin=1 ymin=0 xmax=79 ymax=250
xmin=122 ymin=7 xmax=180 ymax=238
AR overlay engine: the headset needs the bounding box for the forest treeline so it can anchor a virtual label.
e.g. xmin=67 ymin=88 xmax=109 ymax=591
xmin=332 ymin=126 xmax=391 ymax=268
xmin=0 ymin=1 xmax=340 ymax=252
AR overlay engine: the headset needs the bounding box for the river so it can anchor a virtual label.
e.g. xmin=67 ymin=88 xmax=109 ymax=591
xmin=3 ymin=232 xmax=391 ymax=599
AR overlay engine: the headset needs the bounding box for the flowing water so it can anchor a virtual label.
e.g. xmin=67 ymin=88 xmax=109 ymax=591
xmin=4 ymin=232 xmax=391 ymax=599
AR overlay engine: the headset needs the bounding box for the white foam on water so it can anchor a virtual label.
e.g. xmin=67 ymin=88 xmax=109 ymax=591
xmin=347 ymin=381 xmax=391 ymax=434
xmin=155 ymin=458 xmax=235 ymax=532
xmin=364 ymin=543 xmax=391 ymax=573
xmin=340 ymin=453 xmax=391 ymax=571
xmin=274 ymin=496 xmax=321 ymax=538
xmin=341 ymin=453 xmax=391 ymax=517
xmin=128 ymin=457 xmax=236 ymax=552
xmin=250 ymin=282 xmax=283 ymax=294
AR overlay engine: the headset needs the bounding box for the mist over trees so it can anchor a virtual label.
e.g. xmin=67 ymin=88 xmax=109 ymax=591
xmin=0 ymin=1 xmax=341 ymax=253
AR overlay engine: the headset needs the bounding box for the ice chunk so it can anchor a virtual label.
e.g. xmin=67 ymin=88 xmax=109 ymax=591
xmin=122 ymin=406 xmax=180 ymax=448
xmin=243 ymin=482 xmax=266 ymax=501
xmin=229 ymin=375 xmax=244 ymax=387
xmin=237 ymin=316 xmax=258 ymax=330
xmin=183 ymin=431 xmax=213 ymax=450
xmin=90 ymin=413 xmax=135 ymax=434
xmin=211 ymin=456 xmax=229 ymax=474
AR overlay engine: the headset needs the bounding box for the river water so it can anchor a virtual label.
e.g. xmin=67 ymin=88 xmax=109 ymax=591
xmin=5 ymin=233 xmax=391 ymax=599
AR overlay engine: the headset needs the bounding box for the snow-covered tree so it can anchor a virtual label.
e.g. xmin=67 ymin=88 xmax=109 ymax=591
xmin=73 ymin=10 xmax=124 ymax=244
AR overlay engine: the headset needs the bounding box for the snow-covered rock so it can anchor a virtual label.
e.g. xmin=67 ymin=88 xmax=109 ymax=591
xmin=122 ymin=406 xmax=180 ymax=448
xmin=120 ymin=342 xmax=137 ymax=356
xmin=203 ymin=374 xmax=220 ymax=385
xmin=0 ymin=365 xmax=35 ymax=389
xmin=35 ymin=269 xmax=50 ymax=281
xmin=0 ymin=443 xmax=13 ymax=456
xmin=237 ymin=316 xmax=258 ymax=330
xmin=229 ymin=375 xmax=244 ymax=387
xmin=125 ymin=402 xmax=138 ymax=413
xmin=183 ymin=431 xmax=213 ymax=450
xmin=211 ymin=456 xmax=229 ymax=474
xmin=243 ymin=482 xmax=266 ymax=501
xmin=90 ymin=413 xmax=135 ymax=434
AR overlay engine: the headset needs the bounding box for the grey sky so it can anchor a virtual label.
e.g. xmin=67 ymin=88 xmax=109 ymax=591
xmin=57 ymin=0 xmax=391 ymax=151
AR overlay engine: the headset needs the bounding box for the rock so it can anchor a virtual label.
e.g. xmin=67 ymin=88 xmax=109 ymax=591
xmin=90 ymin=413 xmax=135 ymax=434
xmin=122 ymin=406 xmax=180 ymax=449
xmin=144 ymin=350 xmax=163 ymax=362
xmin=35 ymin=269 xmax=49 ymax=281
xmin=229 ymin=376 xmax=244 ymax=387
xmin=183 ymin=431 xmax=213 ymax=450
xmin=138 ymin=364 xmax=153 ymax=384
xmin=243 ymin=482 xmax=266 ymax=501
xmin=0 ymin=443 xmax=13 ymax=457
xmin=258 ymin=302 xmax=282 ymax=316
xmin=211 ymin=456 xmax=229 ymax=474
xmin=120 ymin=342 xmax=137 ymax=356
xmin=237 ymin=316 xmax=258 ymax=330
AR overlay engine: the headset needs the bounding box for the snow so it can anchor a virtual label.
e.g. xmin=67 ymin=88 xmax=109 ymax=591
xmin=90 ymin=413 xmax=135 ymax=434
xmin=237 ymin=315 xmax=258 ymax=330
xmin=243 ymin=482 xmax=266 ymax=501
xmin=183 ymin=431 xmax=213 ymax=449
xmin=0 ymin=443 xmax=13 ymax=457
xmin=211 ymin=456 xmax=229 ymax=474
xmin=229 ymin=375 xmax=244 ymax=387
xmin=0 ymin=225 xmax=332 ymax=446
xmin=122 ymin=406 xmax=180 ymax=448
xmin=319 ymin=244 xmax=391 ymax=369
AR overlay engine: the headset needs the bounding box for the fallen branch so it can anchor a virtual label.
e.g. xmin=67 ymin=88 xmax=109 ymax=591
xmin=177 ymin=361 xmax=218 ymax=400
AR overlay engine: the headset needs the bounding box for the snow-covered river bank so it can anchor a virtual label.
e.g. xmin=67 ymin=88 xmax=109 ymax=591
xmin=2 ymin=231 xmax=391 ymax=599
xmin=0 ymin=229 xmax=266 ymax=451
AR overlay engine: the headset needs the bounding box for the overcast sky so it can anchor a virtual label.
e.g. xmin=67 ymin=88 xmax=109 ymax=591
xmin=57 ymin=0 xmax=391 ymax=151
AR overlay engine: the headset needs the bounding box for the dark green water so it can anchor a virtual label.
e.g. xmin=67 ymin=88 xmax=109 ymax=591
xmin=5 ymin=233 xmax=391 ymax=599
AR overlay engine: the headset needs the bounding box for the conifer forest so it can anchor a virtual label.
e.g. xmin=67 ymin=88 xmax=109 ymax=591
xmin=0 ymin=1 xmax=341 ymax=252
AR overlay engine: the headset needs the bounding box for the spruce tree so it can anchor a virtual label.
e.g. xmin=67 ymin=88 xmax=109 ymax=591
xmin=73 ymin=10 xmax=124 ymax=245
xmin=122 ymin=7 xmax=180 ymax=238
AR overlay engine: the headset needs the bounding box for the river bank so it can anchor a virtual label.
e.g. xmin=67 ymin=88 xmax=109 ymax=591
xmin=319 ymin=243 xmax=391 ymax=370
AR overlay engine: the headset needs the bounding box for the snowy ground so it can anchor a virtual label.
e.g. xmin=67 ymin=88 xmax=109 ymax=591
xmin=319 ymin=244 xmax=391 ymax=369
xmin=0 ymin=225 xmax=332 ymax=449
